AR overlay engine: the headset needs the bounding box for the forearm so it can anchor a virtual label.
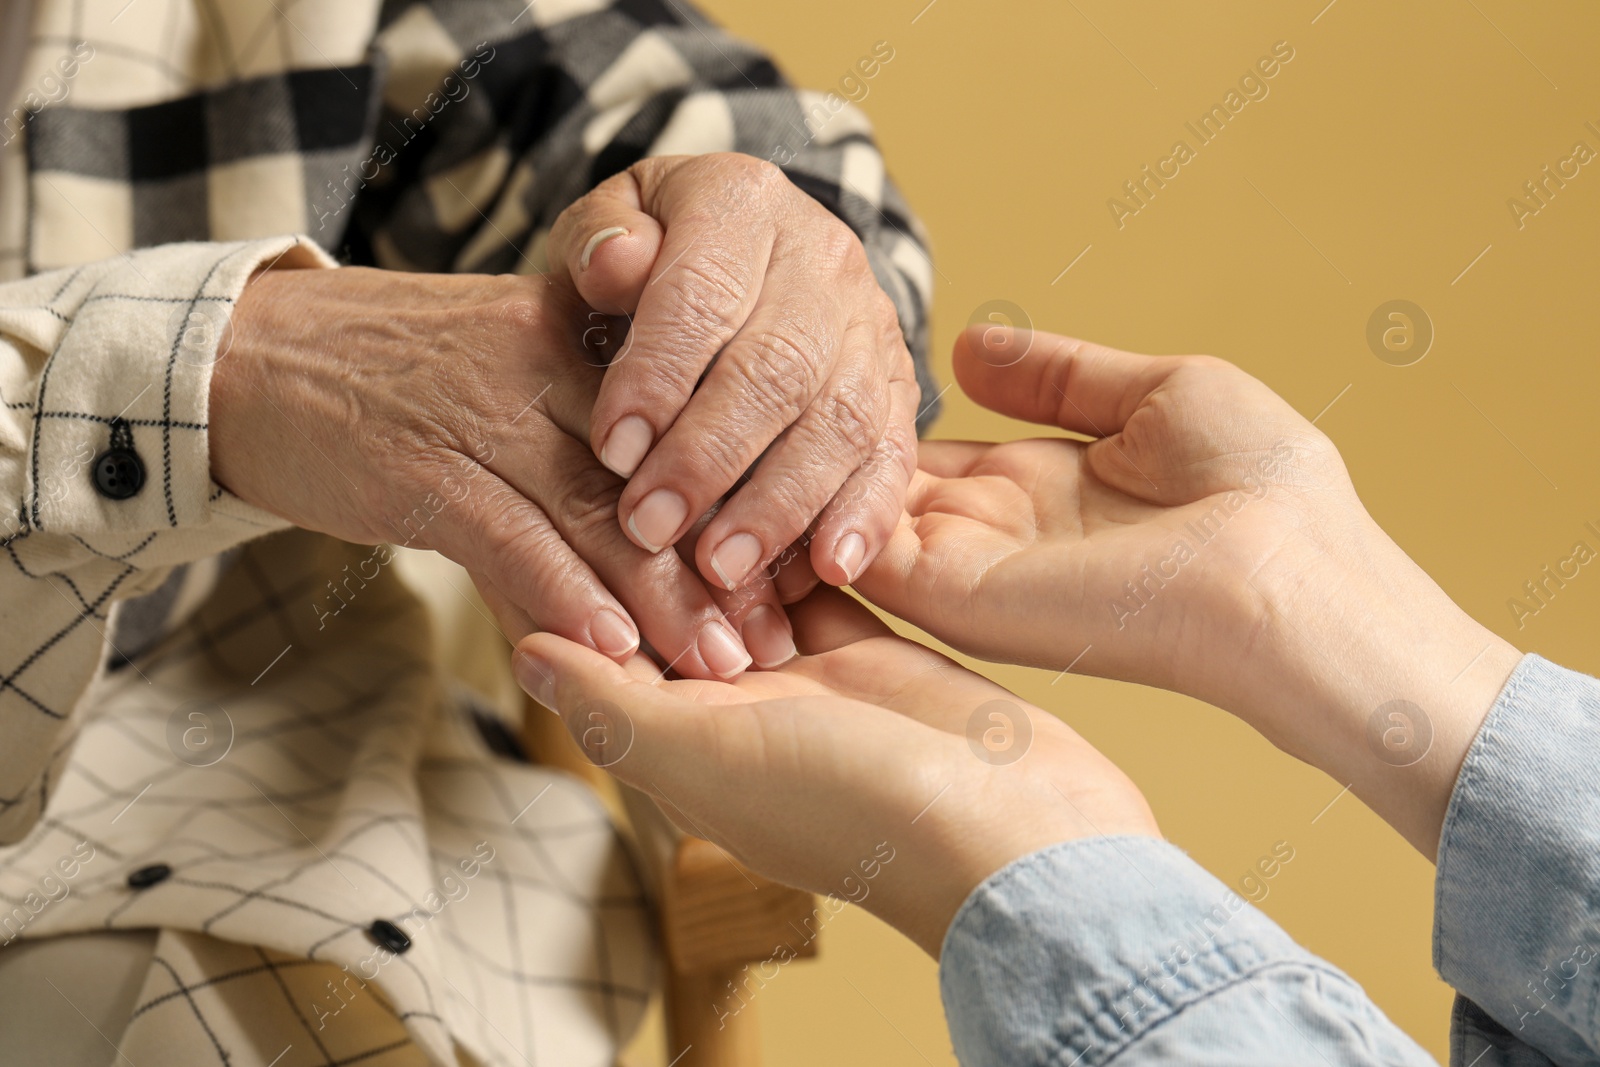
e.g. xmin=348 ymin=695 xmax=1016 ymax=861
xmin=1197 ymin=511 xmax=1600 ymax=1061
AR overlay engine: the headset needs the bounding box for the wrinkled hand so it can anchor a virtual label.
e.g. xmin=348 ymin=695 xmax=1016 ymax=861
xmin=547 ymin=153 xmax=920 ymax=597
xmin=858 ymin=325 xmax=1521 ymax=857
xmin=212 ymin=266 xmax=800 ymax=678
xmin=513 ymin=588 xmax=1158 ymax=957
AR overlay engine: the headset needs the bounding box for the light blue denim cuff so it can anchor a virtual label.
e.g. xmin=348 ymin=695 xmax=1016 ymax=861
xmin=1434 ymin=653 xmax=1600 ymax=1063
xmin=938 ymin=835 xmax=1428 ymax=1066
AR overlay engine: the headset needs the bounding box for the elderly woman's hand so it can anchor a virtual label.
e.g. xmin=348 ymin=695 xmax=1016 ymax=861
xmin=513 ymin=588 xmax=1158 ymax=958
xmin=211 ymin=266 xmax=801 ymax=678
xmin=547 ymin=153 xmax=922 ymax=596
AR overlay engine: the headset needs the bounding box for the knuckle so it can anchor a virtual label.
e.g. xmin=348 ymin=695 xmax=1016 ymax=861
xmin=731 ymin=325 xmax=827 ymax=420
xmin=614 ymin=343 xmax=702 ymax=409
xmin=492 ymin=295 xmax=545 ymax=337
xmin=1182 ymin=353 xmax=1245 ymax=382
xmin=730 ymin=153 xmax=788 ymax=192
xmin=477 ymin=498 xmax=556 ymax=564
xmin=661 ymin=257 xmax=751 ymax=343
xmin=817 ymin=219 xmax=863 ymax=267
xmin=679 ymin=426 xmax=757 ymax=495
xmin=819 ymin=379 xmax=884 ymax=459
xmin=553 ymin=464 xmax=625 ymax=536
xmin=875 ymin=411 xmax=919 ymax=482
xmin=740 ymin=475 xmax=817 ymax=536
xmin=872 ymin=289 xmax=906 ymax=341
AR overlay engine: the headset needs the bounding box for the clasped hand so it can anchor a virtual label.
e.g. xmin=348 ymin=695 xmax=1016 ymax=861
xmin=213 ymin=153 xmax=919 ymax=680
xmin=519 ymin=323 xmax=1521 ymax=957
xmin=211 ymin=148 xmax=1518 ymax=957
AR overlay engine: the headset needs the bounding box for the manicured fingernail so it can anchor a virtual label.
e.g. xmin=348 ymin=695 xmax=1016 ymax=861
xmin=513 ymin=650 xmax=556 ymax=707
xmin=834 ymin=532 xmax=867 ymax=584
xmin=627 ymin=488 xmax=688 ymax=553
xmin=599 ymin=415 xmax=653 ymax=478
xmin=742 ymin=605 xmax=797 ymax=669
xmin=580 ymin=226 xmax=629 ymax=270
xmin=698 ymin=619 xmax=752 ymax=679
xmin=709 ymin=532 xmax=763 ymax=591
xmin=590 ymin=608 xmax=640 ymax=658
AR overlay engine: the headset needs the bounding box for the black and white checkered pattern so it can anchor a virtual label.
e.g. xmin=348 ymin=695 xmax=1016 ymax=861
xmin=0 ymin=0 xmax=937 ymax=1061
xmin=19 ymin=0 xmax=938 ymax=411
xmin=2 ymin=531 xmax=656 ymax=1065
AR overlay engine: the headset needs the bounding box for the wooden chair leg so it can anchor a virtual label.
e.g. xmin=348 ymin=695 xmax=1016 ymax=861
xmin=666 ymin=967 xmax=763 ymax=1067
xmin=659 ymin=838 xmax=819 ymax=1067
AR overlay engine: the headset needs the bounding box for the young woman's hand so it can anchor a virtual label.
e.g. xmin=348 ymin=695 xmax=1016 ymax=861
xmin=513 ymin=588 xmax=1158 ymax=957
xmin=857 ymin=326 xmax=1521 ymax=857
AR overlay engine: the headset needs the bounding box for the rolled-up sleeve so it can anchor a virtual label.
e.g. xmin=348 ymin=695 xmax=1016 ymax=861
xmin=1434 ymin=653 xmax=1600 ymax=1066
xmin=940 ymin=836 xmax=1436 ymax=1066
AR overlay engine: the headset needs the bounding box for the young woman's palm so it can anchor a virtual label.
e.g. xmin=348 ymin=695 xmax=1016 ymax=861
xmin=514 ymin=587 xmax=1155 ymax=956
xmin=856 ymin=326 xmax=1360 ymax=706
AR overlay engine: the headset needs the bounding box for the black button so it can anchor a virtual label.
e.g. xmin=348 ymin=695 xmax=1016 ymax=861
xmin=92 ymin=449 xmax=145 ymax=500
xmin=127 ymin=863 xmax=171 ymax=889
xmin=367 ymin=919 xmax=411 ymax=954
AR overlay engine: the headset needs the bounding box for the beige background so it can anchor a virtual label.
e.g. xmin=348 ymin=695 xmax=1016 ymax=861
xmin=691 ymin=1 xmax=1600 ymax=1063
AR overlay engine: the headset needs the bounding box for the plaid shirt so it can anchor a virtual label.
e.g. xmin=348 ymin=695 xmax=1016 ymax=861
xmin=0 ymin=1 xmax=936 ymax=1064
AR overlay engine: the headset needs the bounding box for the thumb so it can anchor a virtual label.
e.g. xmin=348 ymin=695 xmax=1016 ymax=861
xmin=547 ymin=169 xmax=666 ymax=315
xmin=952 ymin=324 xmax=1180 ymax=437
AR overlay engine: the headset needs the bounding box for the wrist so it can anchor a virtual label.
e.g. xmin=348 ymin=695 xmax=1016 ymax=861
xmin=1218 ymin=512 xmax=1520 ymax=857
xmin=888 ymin=768 xmax=1162 ymax=958
xmin=207 ymin=263 xmax=311 ymax=501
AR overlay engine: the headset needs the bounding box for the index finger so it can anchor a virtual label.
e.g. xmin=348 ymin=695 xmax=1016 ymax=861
xmin=587 ymin=161 xmax=785 ymax=481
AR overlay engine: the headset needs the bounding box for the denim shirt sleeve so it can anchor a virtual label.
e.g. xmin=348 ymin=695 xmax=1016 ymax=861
xmin=1434 ymin=653 xmax=1600 ymax=1067
xmin=939 ymin=835 xmax=1437 ymax=1066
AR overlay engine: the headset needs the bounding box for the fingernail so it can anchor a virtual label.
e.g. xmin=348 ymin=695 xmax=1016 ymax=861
xmin=590 ymin=608 xmax=640 ymax=658
xmin=835 ymin=532 xmax=867 ymax=584
xmin=513 ymin=650 xmax=557 ymax=707
xmin=580 ymin=226 xmax=629 ymax=271
xmin=742 ymin=605 xmax=797 ymax=669
xmin=709 ymin=532 xmax=763 ymax=591
xmin=627 ymin=488 xmax=688 ymax=553
xmin=775 ymin=565 xmax=821 ymax=605
xmin=698 ymin=619 xmax=753 ymax=679
xmin=599 ymin=415 xmax=653 ymax=478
